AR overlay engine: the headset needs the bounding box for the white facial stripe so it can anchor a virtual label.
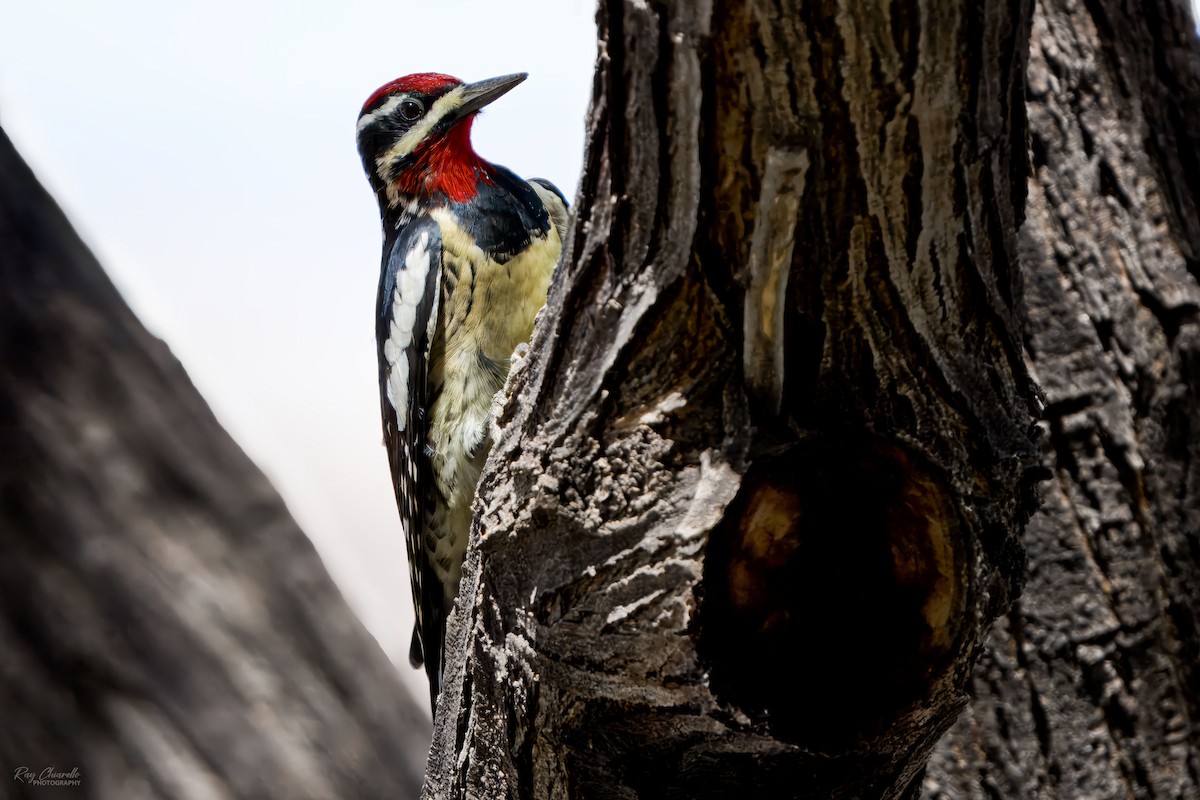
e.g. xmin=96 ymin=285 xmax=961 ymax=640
xmin=385 ymin=230 xmax=432 ymax=431
xmin=376 ymin=85 xmax=465 ymax=171
xmin=357 ymin=94 xmax=404 ymax=133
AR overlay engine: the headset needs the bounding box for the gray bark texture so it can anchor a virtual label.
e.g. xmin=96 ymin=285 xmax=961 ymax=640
xmin=425 ymin=1 xmax=1047 ymax=798
xmin=925 ymin=0 xmax=1200 ymax=798
xmin=0 ymin=128 xmax=431 ymax=799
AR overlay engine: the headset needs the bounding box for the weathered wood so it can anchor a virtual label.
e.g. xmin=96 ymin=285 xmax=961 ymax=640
xmin=425 ymin=1 xmax=1041 ymax=797
xmin=0 ymin=128 xmax=430 ymax=800
xmin=925 ymin=0 xmax=1200 ymax=797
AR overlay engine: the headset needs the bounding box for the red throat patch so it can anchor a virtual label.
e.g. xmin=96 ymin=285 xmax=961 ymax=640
xmin=394 ymin=116 xmax=493 ymax=203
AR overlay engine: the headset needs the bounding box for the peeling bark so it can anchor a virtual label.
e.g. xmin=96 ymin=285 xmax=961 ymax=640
xmin=0 ymin=128 xmax=431 ymax=800
xmin=426 ymin=1 xmax=1040 ymax=797
xmin=926 ymin=1 xmax=1200 ymax=797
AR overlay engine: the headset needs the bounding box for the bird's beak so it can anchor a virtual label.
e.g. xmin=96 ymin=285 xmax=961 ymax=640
xmin=453 ymin=73 xmax=527 ymax=120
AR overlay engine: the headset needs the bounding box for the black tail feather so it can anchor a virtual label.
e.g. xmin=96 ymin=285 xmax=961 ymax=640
xmin=422 ymin=599 xmax=446 ymax=716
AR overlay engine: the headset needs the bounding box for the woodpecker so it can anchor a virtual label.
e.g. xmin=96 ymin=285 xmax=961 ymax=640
xmin=356 ymin=72 xmax=566 ymax=711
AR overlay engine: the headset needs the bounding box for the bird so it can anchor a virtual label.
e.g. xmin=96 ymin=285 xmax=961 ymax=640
xmin=355 ymin=72 xmax=567 ymax=712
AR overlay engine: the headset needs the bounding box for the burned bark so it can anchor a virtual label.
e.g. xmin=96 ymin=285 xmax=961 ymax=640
xmin=0 ymin=128 xmax=431 ymax=799
xmin=425 ymin=1 xmax=1041 ymax=798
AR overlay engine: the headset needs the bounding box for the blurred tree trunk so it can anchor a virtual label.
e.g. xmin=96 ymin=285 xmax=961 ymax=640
xmin=0 ymin=128 xmax=430 ymax=799
xmin=425 ymin=0 xmax=1200 ymax=798
xmin=926 ymin=0 xmax=1200 ymax=798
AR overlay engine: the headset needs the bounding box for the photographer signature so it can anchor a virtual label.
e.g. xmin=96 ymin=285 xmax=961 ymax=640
xmin=13 ymin=766 xmax=82 ymax=787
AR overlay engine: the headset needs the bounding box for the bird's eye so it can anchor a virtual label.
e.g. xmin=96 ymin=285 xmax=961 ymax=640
xmin=398 ymin=98 xmax=423 ymax=122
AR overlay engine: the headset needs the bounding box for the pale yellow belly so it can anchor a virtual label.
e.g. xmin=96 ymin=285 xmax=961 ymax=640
xmin=424 ymin=212 xmax=560 ymax=597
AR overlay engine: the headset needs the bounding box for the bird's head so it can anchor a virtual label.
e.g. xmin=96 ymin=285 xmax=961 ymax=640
xmin=356 ymin=72 xmax=526 ymax=208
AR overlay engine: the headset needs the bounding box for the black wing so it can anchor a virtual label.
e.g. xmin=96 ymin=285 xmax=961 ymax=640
xmin=376 ymin=215 xmax=443 ymax=702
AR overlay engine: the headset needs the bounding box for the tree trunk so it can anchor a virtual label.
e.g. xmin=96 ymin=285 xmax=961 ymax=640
xmin=425 ymin=1 xmax=1043 ymax=797
xmin=925 ymin=0 xmax=1200 ymax=797
xmin=0 ymin=128 xmax=430 ymax=799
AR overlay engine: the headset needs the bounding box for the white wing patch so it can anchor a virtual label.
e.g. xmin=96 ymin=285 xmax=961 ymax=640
xmin=385 ymin=230 xmax=432 ymax=431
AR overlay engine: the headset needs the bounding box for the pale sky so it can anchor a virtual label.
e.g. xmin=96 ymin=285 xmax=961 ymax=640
xmin=0 ymin=0 xmax=598 ymax=714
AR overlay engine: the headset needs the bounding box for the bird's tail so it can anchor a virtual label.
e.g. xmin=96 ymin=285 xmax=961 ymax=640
xmin=416 ymin=603 xmax=446 ymax=715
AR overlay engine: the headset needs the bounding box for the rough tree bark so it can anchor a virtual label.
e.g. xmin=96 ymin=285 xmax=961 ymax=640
xmin=426 ymin=1 xmax=1045 ymax=798
xmin=926 ymin=0 xmax=1200 ymax=797
xmin=0 ymin=128 xmax=431 ymax=799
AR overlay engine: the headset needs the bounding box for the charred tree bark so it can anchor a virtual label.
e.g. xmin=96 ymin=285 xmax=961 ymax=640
xmin=0 ymin=128 xmax=431 ymax=799
xmin=926 ymin=0 xmax=1200 ymax=797
xmin=426 ymin=1 xmax=1041 ymax=798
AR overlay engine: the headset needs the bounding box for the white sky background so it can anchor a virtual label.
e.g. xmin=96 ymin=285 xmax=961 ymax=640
xmin=0 ymin=0 xmax=598 ymax=715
